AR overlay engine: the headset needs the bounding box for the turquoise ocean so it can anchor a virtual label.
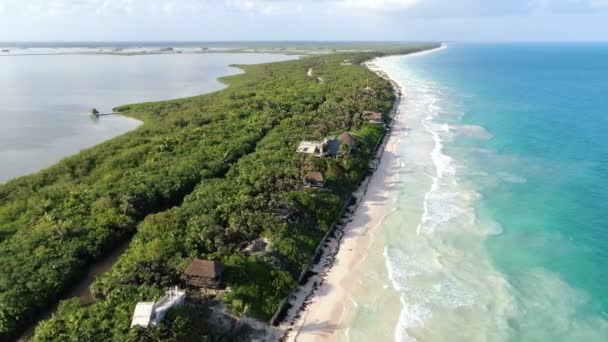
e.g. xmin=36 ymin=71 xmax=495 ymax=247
xmin=342 ymin=44 xmax=608 ymax=341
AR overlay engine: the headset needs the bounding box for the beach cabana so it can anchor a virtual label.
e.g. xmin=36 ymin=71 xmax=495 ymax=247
xmin=362 ymin=111 xmax=384 ymax=124
xmin=184 ymin=259 xmax=225 ymax=288
xmin=303 ymin=171 xmax=326 ymax=188
xmin=337 ymin=132 xmax=356 ymax=155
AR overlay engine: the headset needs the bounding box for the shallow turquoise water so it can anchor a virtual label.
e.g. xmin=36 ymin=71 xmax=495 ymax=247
xmin=409 ymin=43 xmax=608 ymax=340
xmin=345 ymin=44 xmax=608 ymax=341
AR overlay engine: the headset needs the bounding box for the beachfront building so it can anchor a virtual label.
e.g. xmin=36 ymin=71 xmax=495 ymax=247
xmin=337 ymin=132 xmax=356 ymax=155
xmin=184 ymin=259 xmax=225 ymax=289
xmin=131 ymin=302 xmax=156 ymax=328
xmin=297 ymin=137 xmax=342 ymax=157
xmin=297 ymin=141 xmax=324 ymax=156
xmin=362 ymin=111 xmax=384 ymax=125
xmin=303 ymin=171 xmax=326 ymax=188
xmin=130 ymin=287 xmax=186 ymax=328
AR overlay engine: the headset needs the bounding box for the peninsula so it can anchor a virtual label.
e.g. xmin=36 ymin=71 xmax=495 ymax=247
xmin=0 ymin=43 xmax=439 ymax=341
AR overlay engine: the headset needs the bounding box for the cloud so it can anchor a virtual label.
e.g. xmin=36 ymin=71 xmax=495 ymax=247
xmin=224 ymin=0 xmax=255 ymax=12
xmin=376 ymin=0 xmax=608 ymax=17
xmin=0 ymin=0 xmax=606 ymax=20
xmin=215 ymin=0 xmax=608 ymax=16
xmin=162 ymin=1 xmax=177 ymax=14
xmin=590 ymin=0 xmax=608 ymax=8
xmin=335 ymin=0 xmax=420 ymax=11
xmin=223 ymin=0 xmax=283 ymax=15
xmin=261 ymin=3 xmax=273 ymax=14
xmin=96 ymin=0 xmax=137 ymax=15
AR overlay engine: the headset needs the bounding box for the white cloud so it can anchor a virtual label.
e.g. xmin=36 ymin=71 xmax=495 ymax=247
xmin=261 ymin=3 xmax=273 ymax=14
xmin=224 ymin=0 xmax=256 ymax=12
xmin=223 ymin=0 xmax=283 ymax=15
xmin=96 ymin=0 xmax=136 ymax=15
xmin=334 ymin=0 xmax=421 ymax=11
xmin=590 ymin=0 xmax=608 ymax=8
xmin=163 ymin=1 xmax=177 ymax=14
xmin=0 ymin=0 xmax=606 ymax=22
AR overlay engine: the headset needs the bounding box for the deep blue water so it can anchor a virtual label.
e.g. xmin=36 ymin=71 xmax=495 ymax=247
xmin=403 ymin=43 xmax=608 ymax=339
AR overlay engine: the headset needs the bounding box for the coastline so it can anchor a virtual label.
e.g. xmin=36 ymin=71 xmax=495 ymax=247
xmin=0 ymin=52 xmax=296 ymax=184
xmin=281 ymin=45 xmax=447 ymax=341
xmin=2 ymin=52 xmax=296 ymax=340
xmin=0 ymin=45 xmax=443 ymax=341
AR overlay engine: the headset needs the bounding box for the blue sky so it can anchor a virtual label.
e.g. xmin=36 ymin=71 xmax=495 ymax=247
xmin=0 ymin=0 xmax=607 ymax=41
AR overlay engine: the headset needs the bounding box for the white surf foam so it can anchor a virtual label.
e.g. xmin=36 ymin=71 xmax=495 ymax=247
xmin=374 ymin=51 xmax=519 ymax=342
xmin=364 ymin=47 xmax=608 ymax=342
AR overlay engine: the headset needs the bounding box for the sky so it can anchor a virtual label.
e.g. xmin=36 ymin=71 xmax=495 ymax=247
xmin=0 ymin=0 xmax=607 ymax=41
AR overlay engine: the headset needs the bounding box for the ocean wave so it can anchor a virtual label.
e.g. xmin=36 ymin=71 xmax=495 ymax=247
xmin=377 ymin=56 xmax=519 ymax=342
xmin=511 ymin=268 xmax=608 ymax=341
xmin=449 ymin=124 xmax=494 ymax=140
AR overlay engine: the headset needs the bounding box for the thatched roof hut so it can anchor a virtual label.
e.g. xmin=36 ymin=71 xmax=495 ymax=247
xmin=184 ymin=259 xmax=224 ymax=288
xmin=338 ymin=132 xmax=354 ymax=146
xmin=303 ymin=171 xmax=326 ymax=188
xmin=362 ymin=111 xmax=384 ymax=123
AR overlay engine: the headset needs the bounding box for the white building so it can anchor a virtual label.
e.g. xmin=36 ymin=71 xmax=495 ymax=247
xmin=130 ymin=302 xmax=156 ymax=328
xmin=130 ymin=286 xmax=186 ymax=328
xmin=297 ymin=137 xmax=341 ymax=157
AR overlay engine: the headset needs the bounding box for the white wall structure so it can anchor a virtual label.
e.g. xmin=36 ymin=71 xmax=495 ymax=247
xmin=130 ymin=287 xmax=186 ymax=328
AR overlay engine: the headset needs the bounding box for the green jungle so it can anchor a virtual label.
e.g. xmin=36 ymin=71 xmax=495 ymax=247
xmin=0 ymin=44 xmax=438 ymax=341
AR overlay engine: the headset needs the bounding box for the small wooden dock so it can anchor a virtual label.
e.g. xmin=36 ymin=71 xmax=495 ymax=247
xmin=90 ymin=107 xmax=117 ymax=118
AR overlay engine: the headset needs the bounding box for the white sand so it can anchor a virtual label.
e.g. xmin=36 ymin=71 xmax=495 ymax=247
xmin=284 ymin=59 xmax=406 ymax=342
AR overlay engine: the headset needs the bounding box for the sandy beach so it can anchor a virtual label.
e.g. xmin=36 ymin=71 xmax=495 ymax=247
xmin=283 ymin=58 xmax=406 ymax=342
xmin=286 ymin=136 xmax=402 ymax=341
xmin=282 ymin=45 xmax=448 ymax=341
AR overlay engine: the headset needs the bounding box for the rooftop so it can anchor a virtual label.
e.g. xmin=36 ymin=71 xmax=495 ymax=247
xmin=185 ymin=259 xmax=224 ymax=279
xmin=363 ymin=111 xmax=383 ymax=122
xmin=304 ymin=171 xmax=325 ymax=183
xmin=338 ymin=132 xmax=354 ymax=145
xmin=130 ymin=302 xmax=155 ymax=328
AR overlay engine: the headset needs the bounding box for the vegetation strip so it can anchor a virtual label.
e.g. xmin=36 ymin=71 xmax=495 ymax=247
xmin=0 ymin=44 xmax=438 ymax=341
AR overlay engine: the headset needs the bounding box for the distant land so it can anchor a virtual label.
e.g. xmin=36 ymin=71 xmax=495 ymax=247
xmin=0 ymin=42 xmax=438 ymax=341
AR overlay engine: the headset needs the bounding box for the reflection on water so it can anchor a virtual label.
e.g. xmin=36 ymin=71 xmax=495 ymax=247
xmin=0 ymin=52 xmax=296 ymax=182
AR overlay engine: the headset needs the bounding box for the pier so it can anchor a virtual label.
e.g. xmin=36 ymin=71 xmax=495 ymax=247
xmin=90 ymin=107 xmax=118 ymax=118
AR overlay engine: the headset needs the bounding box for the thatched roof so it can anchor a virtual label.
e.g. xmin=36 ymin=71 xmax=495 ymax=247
xmin=304 ymin=171 xmax=325 ymax=183
xmin=185 ymin=259 xmax=224 ymax=279
xmin=363 ymin=111 xmax=383 ymax=122
xmin=338 ymin=132 xmax=354 ymax=145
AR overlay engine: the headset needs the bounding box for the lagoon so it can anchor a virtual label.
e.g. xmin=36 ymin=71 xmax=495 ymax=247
xmin=0 ymin=51 xmax=296 ymax=182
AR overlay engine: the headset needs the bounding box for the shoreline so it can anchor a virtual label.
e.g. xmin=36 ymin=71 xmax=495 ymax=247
xmin=4 ymin=53 xmax=296 ymax=340
xmin=0 ymin=53 xmax=296 ymax=184
xmin=280 ymin=45 xmax=447 ymax=341
xmin=0 ymin=45 xmax=443 ymax=341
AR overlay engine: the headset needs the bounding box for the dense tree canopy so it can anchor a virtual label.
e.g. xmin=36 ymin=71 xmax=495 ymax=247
xmin=0 ymin=44 xmax=438 ymax=341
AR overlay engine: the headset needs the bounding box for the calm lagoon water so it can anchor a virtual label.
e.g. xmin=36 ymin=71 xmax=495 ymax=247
xmin=0 ymin=51 xmax=295 ymax=182
xmin=343 ymin=44 xmax=608 ymax=341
